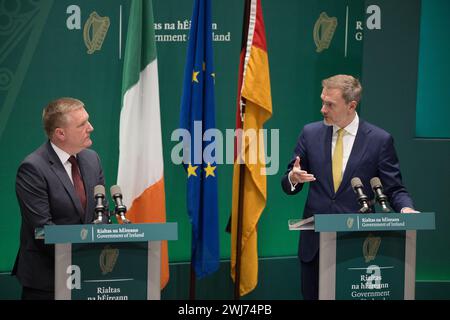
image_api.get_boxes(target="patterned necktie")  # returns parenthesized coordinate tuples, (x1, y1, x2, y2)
(332, 128, 345, 192)
(68, 156, 87, 217)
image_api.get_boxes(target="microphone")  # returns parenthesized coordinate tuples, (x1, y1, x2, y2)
(110, 185, 131, 224)
(370, 177, 391, 213)
(93, 185, 106, 224)
(351, 177, 370, 213)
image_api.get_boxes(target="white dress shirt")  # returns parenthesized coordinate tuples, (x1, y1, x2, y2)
(50, 142, 75, 184)
(331, 112, 359, 174)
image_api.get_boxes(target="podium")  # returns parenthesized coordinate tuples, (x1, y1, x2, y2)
(39, 223, 177, 300)
(289, 213, 435, 300)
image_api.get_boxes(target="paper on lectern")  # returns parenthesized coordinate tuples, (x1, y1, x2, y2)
(288, 216, 315, 230)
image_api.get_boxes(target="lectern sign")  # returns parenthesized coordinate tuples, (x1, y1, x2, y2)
(307, 213, 435, 300)
(43, 223, 178, 300)
(44, 223, 177, 244)
(335, 231, 405, 299)
(71, 242, 148, 300)
(314, 213, 435, 232)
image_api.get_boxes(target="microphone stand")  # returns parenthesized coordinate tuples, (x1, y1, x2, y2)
(92, 201, 131, 224)
(359, 203, 371, 214)
(93, 204, 111, 224)
(115, 206, 131, 224)
(370, 199, 391, 213)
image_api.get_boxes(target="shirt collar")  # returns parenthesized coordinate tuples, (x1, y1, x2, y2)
(50, 142, 73, 164)
(333, 112, 359, 136)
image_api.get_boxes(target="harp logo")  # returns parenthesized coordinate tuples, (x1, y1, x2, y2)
(313, 12, 337, 53)
(66, 5, 110, 55)
(362, 234, 381, 263)
(346, 217, 354, 229)
(84, 12, 110, 54)
(99, 245, 119, 275)
(80, 228, 88, 240)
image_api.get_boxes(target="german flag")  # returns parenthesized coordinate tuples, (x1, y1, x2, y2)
(231, 0, 272, 296)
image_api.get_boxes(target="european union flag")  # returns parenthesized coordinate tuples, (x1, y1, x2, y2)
(179, 0, 219, 278)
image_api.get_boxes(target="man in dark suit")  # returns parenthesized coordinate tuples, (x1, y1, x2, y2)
(281, 75, 417, 300)
(12, 97, 105, 300)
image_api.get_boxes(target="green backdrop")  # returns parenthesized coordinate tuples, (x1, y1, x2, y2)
(416, 0, 450, 138)
(0, 0, 448, 297)
(361, 0, 449, 281)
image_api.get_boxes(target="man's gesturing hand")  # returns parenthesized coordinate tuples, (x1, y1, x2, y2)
(289, 156, 316, 184)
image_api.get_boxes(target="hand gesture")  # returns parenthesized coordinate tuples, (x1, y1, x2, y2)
(290, 156, 316, 184)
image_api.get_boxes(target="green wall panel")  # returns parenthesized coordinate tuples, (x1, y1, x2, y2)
(416, 0, 450, 138)
(361, 0, 450, 281)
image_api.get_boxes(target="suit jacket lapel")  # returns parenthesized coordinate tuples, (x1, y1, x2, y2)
(338, 121, 371, 195)
(46, 142, 85, 218)
(323, 125, 334, 196)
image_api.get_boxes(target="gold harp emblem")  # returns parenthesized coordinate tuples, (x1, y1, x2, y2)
(313, 12, 337, 53)
(362, 234, 381, 263)
(83, 12, 110, 54)
(99, 245, 119, 275)
(80, 228, 88, 240)
(347, 217, 354, 229)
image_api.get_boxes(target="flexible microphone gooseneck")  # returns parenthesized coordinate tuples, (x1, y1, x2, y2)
(93, 185, 106, 224)
(351, 177, 370, 213)
(110, 185, 131, 224)
(370, 177, 391, 213)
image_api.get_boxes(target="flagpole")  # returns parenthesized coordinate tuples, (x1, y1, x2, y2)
(190, 237, 196, 299)
(234, 164, 246, 300)
(189, 265, 196, 299)
(234, 99, 246, 300)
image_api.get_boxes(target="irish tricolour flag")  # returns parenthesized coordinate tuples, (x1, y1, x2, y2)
(117, 0, 169, 289)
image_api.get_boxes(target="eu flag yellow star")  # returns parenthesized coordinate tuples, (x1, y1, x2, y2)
(204, 162, 216, 178)
(187, 163, 198, 177)
(192, 70, 199, 83)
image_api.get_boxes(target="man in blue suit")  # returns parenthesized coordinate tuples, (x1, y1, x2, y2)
(281, 75, 417, 300)
(12, 97, 105, 300)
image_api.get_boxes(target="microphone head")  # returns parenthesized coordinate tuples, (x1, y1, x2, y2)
(351, 177, 363, 190)
(94, 184, 105, 196)
(370, 177, 382, 189)
(110, 185, 122, 197)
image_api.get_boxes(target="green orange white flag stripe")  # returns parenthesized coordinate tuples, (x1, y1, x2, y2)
(117, 0, 169, 289)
